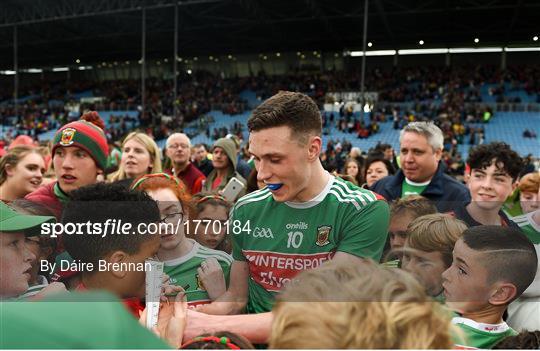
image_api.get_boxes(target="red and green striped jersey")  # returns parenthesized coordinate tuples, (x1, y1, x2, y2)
(231, 175, 390, 314)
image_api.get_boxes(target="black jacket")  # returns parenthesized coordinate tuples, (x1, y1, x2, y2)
(370, 163, 470, 213)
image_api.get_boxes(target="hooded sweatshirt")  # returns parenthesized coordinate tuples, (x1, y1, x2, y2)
(203, 138, 247, 199)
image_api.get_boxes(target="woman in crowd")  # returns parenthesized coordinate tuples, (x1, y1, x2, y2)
(109, 132, 162, 182)
(343, 157, 364, 186)
(364, 155, 395, 188)
(0, 145, 45, 202)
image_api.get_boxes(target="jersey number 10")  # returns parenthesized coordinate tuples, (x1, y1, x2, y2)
(287, 231, 304, 248)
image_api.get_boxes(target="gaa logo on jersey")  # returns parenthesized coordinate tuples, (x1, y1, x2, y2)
(316, 225, 331, 246)
(196, 274, 205, 291)
(60, 128, 76, 146)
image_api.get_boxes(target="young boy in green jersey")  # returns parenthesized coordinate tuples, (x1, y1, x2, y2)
(132, 173, 233, 307)
(442, 225, 537, 348)
(401, 213, 467, 300)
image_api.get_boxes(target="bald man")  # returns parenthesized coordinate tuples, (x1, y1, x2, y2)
(164, 133, 205, 195)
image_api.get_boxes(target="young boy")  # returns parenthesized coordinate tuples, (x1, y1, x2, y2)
(450, 142, 522, 227)
(384, 195, 437, 266)
(442, 225, 538, 348)
(0, 202, 55, 299)
(401, 213, 467, 300)
(61, 183, 180, 314)
(26, 111, 109, 219)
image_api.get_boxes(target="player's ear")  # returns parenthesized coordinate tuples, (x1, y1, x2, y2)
(307, 135, 322, 162)
(488, 283, 517, 306)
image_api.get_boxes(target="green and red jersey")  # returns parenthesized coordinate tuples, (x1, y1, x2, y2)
(231, 175, 390, 313)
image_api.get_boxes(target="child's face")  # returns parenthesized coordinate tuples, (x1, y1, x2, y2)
(519, 191, 539, 214)
(195, 204, 228, 250)
(468, 162, 516, 211)
(442, 238, 494, 313)
(388, 212, 413, 251)
(0, 232, 36, 298)
(53, 146, 100, 193)
(402, 243, 447, 297)
(146, 188, 186, 252)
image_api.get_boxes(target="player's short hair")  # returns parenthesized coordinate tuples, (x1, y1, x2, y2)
(462, 225, 537, 299)
(390, 195, 437, 219)
(400, 122, 444, 151)
(406, 213, 467, 267)
(62, 183, 160, 266)
(270, 260, 454, 349)
(247, 91, 322, 145)
(467, 142, 523, 181)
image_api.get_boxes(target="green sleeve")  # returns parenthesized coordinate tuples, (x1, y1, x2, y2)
(0, 292, 170, 349)
(337, 199, 390, 261)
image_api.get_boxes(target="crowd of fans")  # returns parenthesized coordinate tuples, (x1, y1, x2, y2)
(1, 90, 539, 349)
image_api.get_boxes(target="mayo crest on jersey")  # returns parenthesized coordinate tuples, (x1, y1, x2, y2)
(231, 174, 390, 313)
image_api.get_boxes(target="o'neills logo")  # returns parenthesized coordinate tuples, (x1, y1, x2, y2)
(316, 225, 331, 246)
(60, 128, 76, 146)
(285, 222, 308, 230)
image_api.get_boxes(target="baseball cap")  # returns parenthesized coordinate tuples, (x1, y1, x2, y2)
(0, 202, 55, 236)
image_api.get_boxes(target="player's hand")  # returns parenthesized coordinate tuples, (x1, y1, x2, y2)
(139, 292, 188, 349)
(197, 257, 226, 300)
(183, 308, 215, 341)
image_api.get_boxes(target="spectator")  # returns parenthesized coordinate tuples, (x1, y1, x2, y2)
(450, 142, 521, 227)
(443, 226, 537, 349)
(385, 195, 437, 266)
(164, 133, 205, 195)
(25, 111, 108, 219)
(191, 192, 232, 254)
(270, 260, 454, 349)
(371, 122, 470, 212)
(364, 155, 395, 189)
(109, 132, 162, 184)
(0, 202, 55, 299)
(402, 213, 467, 299)
(0, 146, 45, 202)
(202, 138, 247, 200)
(193, 143, 214, 177)
(132, 174, 231, 307)
(343, 157, 364, 186)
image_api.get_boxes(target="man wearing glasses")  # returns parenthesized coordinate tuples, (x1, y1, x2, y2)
(165, 133, 206, 195)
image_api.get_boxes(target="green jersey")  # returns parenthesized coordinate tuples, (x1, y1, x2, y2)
(452, 316, 517, 349)
(231, 175, 390, 314)
(163, 240, 233, 307)
(401, 178, 430, 197)
(0, 291, 169, 349)
(511, 211, 540, 244)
